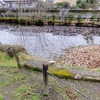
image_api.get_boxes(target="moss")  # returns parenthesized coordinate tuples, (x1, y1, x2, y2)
(49, 68, 75, 79)
(0, 43, 25, 53)
(0, 46, 33, 68)
(24, 64, 42, 72)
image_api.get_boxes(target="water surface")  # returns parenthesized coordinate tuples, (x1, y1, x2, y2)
(0, 27, 100, 60)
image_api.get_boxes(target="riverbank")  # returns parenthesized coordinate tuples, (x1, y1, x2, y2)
(0, 24, 99, 36)
(1, 43, 100, 77)
(1, 24, 100, 59)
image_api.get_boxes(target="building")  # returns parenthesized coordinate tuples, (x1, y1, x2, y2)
(46, 0, 54, 3)
(3, 0, 37, 9)
(99, 1, 100, 10)
(0, 2, 3, 8)
(54, 0, 76, 6)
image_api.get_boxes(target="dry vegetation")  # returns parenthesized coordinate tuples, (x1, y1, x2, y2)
(59, 45, 100, 69)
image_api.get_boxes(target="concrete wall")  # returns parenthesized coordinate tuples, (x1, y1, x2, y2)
(68, 10, 100, 18)
(9, 10, 100, 19)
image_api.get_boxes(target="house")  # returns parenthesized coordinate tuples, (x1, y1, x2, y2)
(0, 1, 6, 8)
(0, 2, 3, 8)
(46, 0, 54, 3)
(3, 0, 37, 9)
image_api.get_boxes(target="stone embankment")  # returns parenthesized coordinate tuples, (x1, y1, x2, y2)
(0, 25, 100, 37)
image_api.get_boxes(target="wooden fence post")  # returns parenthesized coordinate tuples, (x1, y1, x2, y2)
(43, 64, 49, 96)
(13, 49, 21, 68)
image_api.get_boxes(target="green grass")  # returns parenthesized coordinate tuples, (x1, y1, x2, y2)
(31, 94, 41, 100)
(0, 52, 17, 67)
(55, 63, 92, 71)
(13, 73, 26, 81)
(0, 80, 3, 88)
(0, 51, 35, 68)
(13, 84, 36, 100)
(0, 94, 3, 100)
(0, 71, 3, 75)
(5, 56, 13, 61)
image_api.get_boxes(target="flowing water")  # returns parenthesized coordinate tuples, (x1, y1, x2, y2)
(0, 25, 100, 60)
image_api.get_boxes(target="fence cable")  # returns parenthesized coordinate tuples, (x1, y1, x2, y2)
(47, 71, 91, 100)
(23, 59, 91, 100)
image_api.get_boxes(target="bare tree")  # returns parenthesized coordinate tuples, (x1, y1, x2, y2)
(18, 0, 52, 20)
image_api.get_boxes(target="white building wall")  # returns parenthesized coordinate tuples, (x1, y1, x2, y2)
(3, 0, 37, 9)
(0, 4, 2, 8)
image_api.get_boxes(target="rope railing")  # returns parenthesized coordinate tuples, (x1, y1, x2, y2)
(43, 64, 91, 100)
(47, 71, 91, 100)
(14, 50, 91, 100)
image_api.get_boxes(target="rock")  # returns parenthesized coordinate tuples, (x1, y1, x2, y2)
(74, 74, 82, 79)
(49, 61, 55, 66)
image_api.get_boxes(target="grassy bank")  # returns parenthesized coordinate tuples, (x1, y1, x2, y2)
(0, 48, 78, 100)
(1, 43, 100, 99)
(0, 50, 100, 100)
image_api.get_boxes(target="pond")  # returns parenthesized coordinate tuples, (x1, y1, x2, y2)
(0, 25, 100, 60)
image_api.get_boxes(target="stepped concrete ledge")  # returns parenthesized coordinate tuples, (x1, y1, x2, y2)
(69, 69, 100, 82)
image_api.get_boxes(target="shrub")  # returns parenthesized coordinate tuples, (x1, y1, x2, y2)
(97, 17, 100, 22)
(48, 20, 54, 26)
(67, 14, 74, 23)
(52, 14, 56, 21)
(76, 22, 84, 26)
(6, 47, 14, 57)
(77, 15, 82, 23)
(34, 20, 44, 26)
(43, 14, 47, 20)
(90, 15, 96, 22)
